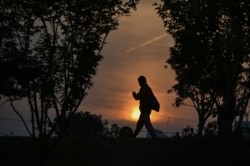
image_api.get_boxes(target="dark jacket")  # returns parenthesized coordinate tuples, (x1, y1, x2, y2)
(133, 84, 152, 112)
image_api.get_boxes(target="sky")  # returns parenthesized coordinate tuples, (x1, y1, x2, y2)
(83, 0, 199, 137)
(0, 0, 199, 137)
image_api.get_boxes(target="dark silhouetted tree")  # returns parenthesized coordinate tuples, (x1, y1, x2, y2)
(58, 111, 106, 137)
(156, 0, 250, 137)
(182, 125, 195, 137)
(0, 0, 139, 165)
(204, 121, 218, 137)
(110, 123, 120, 137)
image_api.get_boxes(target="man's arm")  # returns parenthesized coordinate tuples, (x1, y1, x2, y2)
(132, 91, 140, 100)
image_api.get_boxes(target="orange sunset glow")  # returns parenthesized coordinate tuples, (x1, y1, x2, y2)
(83, 0, 199, 136)
(131, 106, 140, 120)
(130, 107, 161, 123)
(0, 0, 198, 136)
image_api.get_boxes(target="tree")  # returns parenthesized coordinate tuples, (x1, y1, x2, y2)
(168, 82, 218, 136)
(182, 125, 195, 137)
(156, 0, 250, 137)
(0, 0, 139, 165)
(110, 123, 120, 137)
(204, 121, 218, 137)
(58, 111, 107, 137)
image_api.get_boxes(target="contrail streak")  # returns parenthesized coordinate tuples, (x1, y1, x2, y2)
(139, 34, 167, 47)
(115, 34, 168, 56)
(125, 47, 136, 53)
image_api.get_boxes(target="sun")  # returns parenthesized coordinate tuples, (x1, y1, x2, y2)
(131, 108, 140, 120)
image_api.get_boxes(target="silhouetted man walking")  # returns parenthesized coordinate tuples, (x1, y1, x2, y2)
(132, 75, 156, 138)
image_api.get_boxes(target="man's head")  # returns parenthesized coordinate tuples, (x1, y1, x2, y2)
(138, 75, 147, 86)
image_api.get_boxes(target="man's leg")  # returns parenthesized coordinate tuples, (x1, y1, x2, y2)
(133, 114, 144, 137)
(144, 113, 156, 138)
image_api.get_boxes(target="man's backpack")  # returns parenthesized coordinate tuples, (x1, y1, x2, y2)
(149, 92, 160, 112)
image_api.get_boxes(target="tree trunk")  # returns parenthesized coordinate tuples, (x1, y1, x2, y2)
(197, 116, 206, 137)
(217, 93, 236, 138)
(217, 111, 234, 137)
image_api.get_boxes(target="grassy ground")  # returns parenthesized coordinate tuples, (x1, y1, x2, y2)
(0, 136, 250, 166)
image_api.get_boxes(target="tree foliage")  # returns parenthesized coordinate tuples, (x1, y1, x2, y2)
(60, 111, 106, 137)
(0, 0, 139, 164)
(156, 0, 250, 136)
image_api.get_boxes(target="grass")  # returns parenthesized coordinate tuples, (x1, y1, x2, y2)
(0, 136, 250, 166)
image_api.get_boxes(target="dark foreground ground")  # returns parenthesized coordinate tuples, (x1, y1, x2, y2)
(0, 136, 250, 166)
